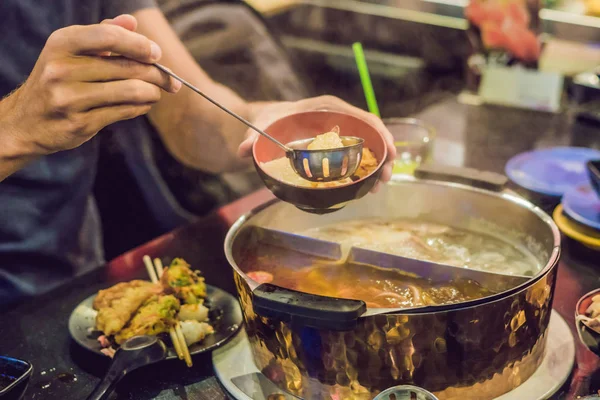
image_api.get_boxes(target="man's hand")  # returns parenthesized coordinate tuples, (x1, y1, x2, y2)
(1, 14, 180, 159)
(238, 96, 396, 192)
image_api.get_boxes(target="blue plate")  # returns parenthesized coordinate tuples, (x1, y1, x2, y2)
(505, 147, 600, 197)
(563, 184, 600, 231)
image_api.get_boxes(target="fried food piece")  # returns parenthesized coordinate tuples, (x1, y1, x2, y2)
(95, 284, 159, 336)
(114, 295, 180, 344)
(179, 320, 214, 346)
(161, 258, 207, 305)
(587, 296, 600, 318)
(178, 303, 209, 322)
(93, 280, 155, 310)
(354, 148, 378, 179)
(307, 126, 343, 150)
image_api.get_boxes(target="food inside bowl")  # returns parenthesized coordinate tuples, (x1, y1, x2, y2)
(577, 292, 600, 334)
(93, 258, 214, 358)
(307, 126, 345, 150)
(260, 126, 379, 188)
(244, 219, 540, 308)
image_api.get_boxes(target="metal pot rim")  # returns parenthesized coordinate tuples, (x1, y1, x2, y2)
(224, 177, 561, 314)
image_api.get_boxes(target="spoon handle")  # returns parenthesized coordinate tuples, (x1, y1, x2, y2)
(153, 63, 289, 152)
(85, 358, 123, 400)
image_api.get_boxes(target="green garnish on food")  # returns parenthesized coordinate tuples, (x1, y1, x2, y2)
(160, 258, 207, 304)
(115, 295, 180, 344)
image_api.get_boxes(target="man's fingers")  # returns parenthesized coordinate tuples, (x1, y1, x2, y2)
(369, 159, 393, 193)
(47, 23, 161, 64)
(102, 14, 138, 32)
(98, 14, 137, 56)
(94, 21, 113, 58)
(371, 181, 382, 194)
(85, 103, 153, 132)
(380, 159, 394, 183)
(63, 80, 162, 112)
(237, 130, 258, 158)
(65, 56, 180, 93)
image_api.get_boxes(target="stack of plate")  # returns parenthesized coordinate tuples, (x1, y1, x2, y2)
(506, 147, 600, 251)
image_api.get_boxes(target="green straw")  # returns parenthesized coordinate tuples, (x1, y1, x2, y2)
(352, 42, 380, 118)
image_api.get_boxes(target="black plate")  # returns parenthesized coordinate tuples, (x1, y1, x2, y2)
(68, 284, 243, 358)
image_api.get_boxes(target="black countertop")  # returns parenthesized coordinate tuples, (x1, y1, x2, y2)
(1, 98, 600, 400)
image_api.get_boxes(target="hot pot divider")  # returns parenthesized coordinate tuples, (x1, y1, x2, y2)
(348, 247, 528, 292)
(251, 225, 342, 260)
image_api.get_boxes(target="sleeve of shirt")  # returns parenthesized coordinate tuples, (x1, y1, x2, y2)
(102, 0, 158, 19)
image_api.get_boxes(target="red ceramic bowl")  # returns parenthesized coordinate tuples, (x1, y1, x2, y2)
(252, 111, 387, 213)
(576, 288, 600, 317)
(575, 288, 600, 356)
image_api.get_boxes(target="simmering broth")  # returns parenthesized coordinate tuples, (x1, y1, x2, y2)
(302, 219, 540, 277)
(242, 219, 539, 309)
(264, 261, 494, 308)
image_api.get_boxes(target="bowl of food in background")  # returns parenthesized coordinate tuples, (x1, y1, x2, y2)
(575, 288, 600, 356)
(252, 110, 387, 213)
(384, 118, 435, 176)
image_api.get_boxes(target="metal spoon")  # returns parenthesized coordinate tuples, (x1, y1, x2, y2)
(154, 63, 364, 182)
(86, 335, 167, 400)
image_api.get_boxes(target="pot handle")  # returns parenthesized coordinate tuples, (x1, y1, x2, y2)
(414, 164, 507, 192)
(252, 283, 366, 331)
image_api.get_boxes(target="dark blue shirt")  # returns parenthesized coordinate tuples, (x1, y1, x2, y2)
(0, 0, 156, 307)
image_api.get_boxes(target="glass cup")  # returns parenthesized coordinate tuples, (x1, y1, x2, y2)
(384, 118, 435, 176)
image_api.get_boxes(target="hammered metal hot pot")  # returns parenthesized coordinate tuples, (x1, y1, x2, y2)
(224, 170, 561, 400)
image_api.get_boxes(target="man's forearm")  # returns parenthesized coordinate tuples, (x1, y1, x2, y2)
(174, 96, 273, 173)
(135, 8, 276, 174)
(0, 147, 32, 183)
(147, 80, 272, 173)
(0, 96, 37, 182)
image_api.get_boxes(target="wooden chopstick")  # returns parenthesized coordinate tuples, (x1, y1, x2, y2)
(143, 255, 184, 360)
(169, 328, 184, 360)
(145, 255, 191, 366)
(143, 255, 158, 284)
(175, 323, 193, 367)
(144, 255, 185, 359)
(154, 258, 164, 278)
